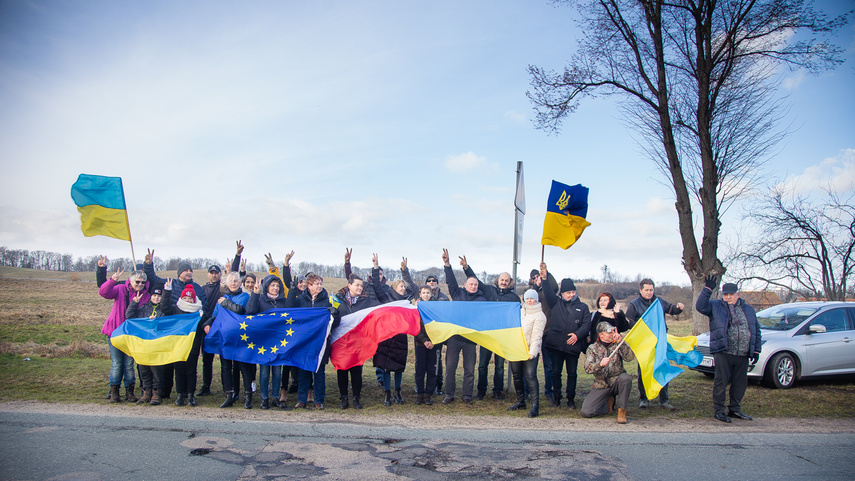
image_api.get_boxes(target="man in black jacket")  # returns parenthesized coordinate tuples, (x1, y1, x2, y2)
(625, 278, 684, 410)
(538, 262, 591, 409)
(461, 258, 520, 401)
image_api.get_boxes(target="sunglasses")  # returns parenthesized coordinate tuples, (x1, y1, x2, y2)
(133, 280, 145, 285)
(426, 278, 438, 283)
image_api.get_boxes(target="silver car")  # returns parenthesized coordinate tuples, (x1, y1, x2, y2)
(691, 301, 855, 388)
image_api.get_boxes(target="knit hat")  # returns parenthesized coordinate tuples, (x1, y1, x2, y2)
(524, 289, 539, 302)
(722, 283, 738, 294)
(177, 261, 193, 277)
(596, 321, 615, 334)
(560, 278, 576, 293)
(180, 285, 197, 302)
(530, 269, 540, 279)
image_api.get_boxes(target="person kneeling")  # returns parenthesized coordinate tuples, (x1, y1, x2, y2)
(580, 322, 634, 424)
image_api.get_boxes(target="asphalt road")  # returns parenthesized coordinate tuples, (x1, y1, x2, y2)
(1, 410, 853, 480)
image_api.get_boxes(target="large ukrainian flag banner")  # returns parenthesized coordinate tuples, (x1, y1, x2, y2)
(70, 174, 131, 241)
(623, 299, 703, 399)
(110, 312, 202, 366)
(418, 302, 529, 361)
(541, 180, 591, 249)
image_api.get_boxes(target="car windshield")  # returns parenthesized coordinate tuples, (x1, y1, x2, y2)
(756, 305, 819, 330)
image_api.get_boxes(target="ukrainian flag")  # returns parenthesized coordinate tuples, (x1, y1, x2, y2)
(110, 312, 202, 366)
(623, 299, 702, 400)
(418, 302, 529, 361)
(70, 174, 131, 241)
(541, 180, 591, 249)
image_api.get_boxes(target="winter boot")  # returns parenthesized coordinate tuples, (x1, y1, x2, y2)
(261, 398, 270, 410)
(425, 394, 433, 406)
(187, 393, 196, 407)
(508, 401, 526, 411)
(125, 384, 138, 403)
(137, 389, 152, 405)
(384, 390, 393, 406)
(220, 391, 235, 408)
(244, 392, 252, 409)
(340, 395, 349, 409)
(415, 393, 425, 405)
(617, 408, 628, 424)
(109, 385, 121, 403)
(607, 396, 615, 414)
(353, 396, 363, 409)
(196, 385, 212, 396)
(528, 399, 540, 418)
(150, 391, 162, 406)
(394, 389, 405, 404)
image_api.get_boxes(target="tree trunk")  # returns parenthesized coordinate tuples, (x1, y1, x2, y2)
(690, 277, 709, 335)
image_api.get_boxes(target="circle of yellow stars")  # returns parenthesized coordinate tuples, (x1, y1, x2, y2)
(241, 311, 296, 355)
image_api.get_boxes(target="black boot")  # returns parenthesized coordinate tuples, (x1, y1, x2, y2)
(508, 401, 526, 411)
(244, 392, 252, 409)
(415, 393, 424, 405)
(187, 394, 196, 407)
(394, 389, 405, 404)
(384, 390, 392, 406)
(220, 391, 235, 408)
(529, 399, 540, 418)
(340, 395, 349, 409)
(353, 396, 363, 409)
(174, 393, 187, 406)
(196, 385, 212, 396)
(425, 394, 433, 406)
(261, 398, 270, 410)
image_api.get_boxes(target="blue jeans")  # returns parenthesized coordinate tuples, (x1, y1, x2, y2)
(258, 365, 282, 400)
(108, 337, 135, 387)
(299, 367, 326, 404)
(382, 370, 403, 390)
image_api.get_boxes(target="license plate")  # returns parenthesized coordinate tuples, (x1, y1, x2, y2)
(701, 356, 714, 367)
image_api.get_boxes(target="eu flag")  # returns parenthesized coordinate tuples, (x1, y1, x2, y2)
(205, 307, 333, 373)
(541, 180, 591, 249)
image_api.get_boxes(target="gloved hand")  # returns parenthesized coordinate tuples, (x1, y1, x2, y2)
(750, 353, 759, 363)
(704, 275, 718, 291)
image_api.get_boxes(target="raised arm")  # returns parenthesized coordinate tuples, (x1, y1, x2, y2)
(400, 257, 419, 295)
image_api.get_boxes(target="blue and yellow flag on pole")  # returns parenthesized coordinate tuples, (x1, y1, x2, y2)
(205, 307, 333, 372)
(623, 299, 702, 399)
(70, 174, 131, 241)
(110, 312, 202, 366)
(541, 180, 591, 249)
(418, 302, 529, 361)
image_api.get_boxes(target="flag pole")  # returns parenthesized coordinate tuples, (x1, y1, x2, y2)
(541, 245, 545, 262)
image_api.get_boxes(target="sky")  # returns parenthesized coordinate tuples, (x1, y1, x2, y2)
(1, 0, 853, 285)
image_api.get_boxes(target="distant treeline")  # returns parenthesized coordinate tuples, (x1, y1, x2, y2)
(0, 246, 495, 286)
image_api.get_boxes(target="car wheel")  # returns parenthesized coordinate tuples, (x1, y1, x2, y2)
(765, 352, 797, 389)
(702, 372, 714, 378)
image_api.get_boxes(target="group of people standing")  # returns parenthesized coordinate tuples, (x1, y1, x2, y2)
(97, 242, 760, 423)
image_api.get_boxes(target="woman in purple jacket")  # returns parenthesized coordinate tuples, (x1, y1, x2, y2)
(99, 262, 151, 403)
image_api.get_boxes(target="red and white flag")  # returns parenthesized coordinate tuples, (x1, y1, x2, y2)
(330, 300, 421, 370)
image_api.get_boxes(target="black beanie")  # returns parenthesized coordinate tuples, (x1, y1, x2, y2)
(560, 278, 576, 293)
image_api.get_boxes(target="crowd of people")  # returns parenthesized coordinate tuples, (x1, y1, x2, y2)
(97, 242, 760, 423)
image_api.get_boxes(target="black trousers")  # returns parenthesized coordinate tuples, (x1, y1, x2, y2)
(174, 324, 204, 395)
(414, 343, 438, 395)
(713, 352, 749, 415)
(549, 348, 580, 401)
(337, 365, 363, 398)
(221, 359, 254, 393)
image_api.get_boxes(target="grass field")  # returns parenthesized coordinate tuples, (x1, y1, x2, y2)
(1, 265, 854, 419)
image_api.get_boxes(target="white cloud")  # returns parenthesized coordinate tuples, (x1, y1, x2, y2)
(783, 70, 806, 90)
(443, 152, 497, 173)
(775, 149, 855, 194)
(504, 110, 526, 123)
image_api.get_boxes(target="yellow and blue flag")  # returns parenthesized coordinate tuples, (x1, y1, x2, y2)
(623, 299, 702, 399)
(541, 180, 591, 249)
(110, 312, 202, 366)
(205, 307, 333, 372)
(70, 174, 131, 241)
(418, 302, 529, 361)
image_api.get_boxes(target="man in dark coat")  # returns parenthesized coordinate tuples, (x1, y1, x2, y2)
(462, 258, 520, 401)
(625, 277, 684, 410)
(538, 262, 591, 409)
(696, 277, 761, 423)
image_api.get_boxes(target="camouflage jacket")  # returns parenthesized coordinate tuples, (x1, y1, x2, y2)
(583, 340, 635, 389)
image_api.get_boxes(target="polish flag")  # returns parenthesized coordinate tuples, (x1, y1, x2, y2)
(330, 300, 421, 370)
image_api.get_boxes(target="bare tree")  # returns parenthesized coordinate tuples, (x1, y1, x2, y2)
(527, 0, 847, 333)
(731, 187, 855, 301)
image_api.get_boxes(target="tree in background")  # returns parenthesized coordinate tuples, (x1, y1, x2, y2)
(527, 0, 847, 333)
(732, 187, 854, 301)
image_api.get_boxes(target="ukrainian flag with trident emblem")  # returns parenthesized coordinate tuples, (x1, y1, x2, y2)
(542, 180, 591, 249)
(204, 307, 333, 372)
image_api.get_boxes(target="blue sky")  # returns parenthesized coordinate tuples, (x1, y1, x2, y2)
(1, 0, 853, 284)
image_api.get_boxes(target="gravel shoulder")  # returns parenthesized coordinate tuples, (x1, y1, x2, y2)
(2, 400, 853, 434)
